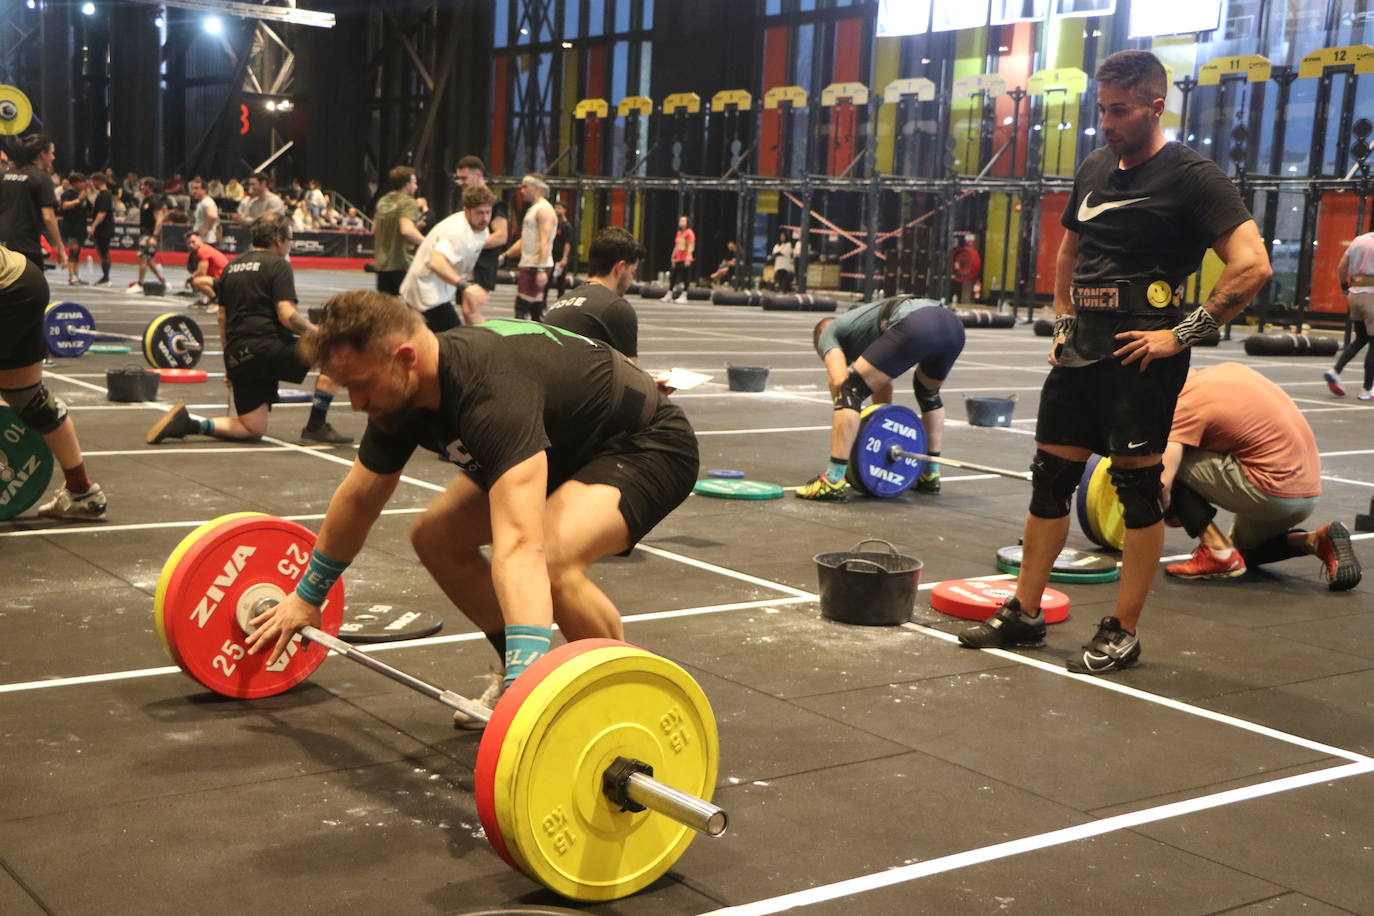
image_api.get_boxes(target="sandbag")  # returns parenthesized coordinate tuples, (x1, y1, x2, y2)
(686, 287, 713, 301)
(956, 309, 1016, 328)
(761, 293, 838, 312)
(1243, 332, 1339, 356)
(712, 290, 765, 306)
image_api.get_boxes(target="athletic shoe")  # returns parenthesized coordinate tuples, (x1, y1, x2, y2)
(1360, 389, 1373, 401)
(36, 482, 107, 521)
(1066, 616, 1140, 674)
(795, 474, 850, 501)
(675, 294, 688, 303)
(957, 596, 1046, 649)
(1324, 371, 1346, 397)
(124, 283, 143, 295)
(452, 671, 504, 730)
(67, 277, 88, 286)
(147, 404, 196, 444)
(93, 278, 111, 287)
(660, 291, 675, 302)
(914, 470, 941, 493)
(1314, 521, 1362, 592)
(1165, 545, 1247, 580)
(300, 422, 354, 445)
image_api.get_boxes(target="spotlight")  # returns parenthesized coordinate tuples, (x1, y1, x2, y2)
(81, 2, 95, 14)
(1084, 127, 1097, 136)
(26, 0, 36, 9)
(1002, 116, 1013, 125)
(154, 15, 163, 27)
(265, 100, 277, 111)
(204, 15, 222, 34)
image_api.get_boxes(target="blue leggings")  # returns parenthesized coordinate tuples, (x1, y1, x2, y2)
(859, 307, 966, 381)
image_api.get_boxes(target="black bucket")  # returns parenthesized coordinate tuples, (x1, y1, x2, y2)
(814, 538, 922, 626)
(726, 364, 769, 392)
(965, 394, 1016, 427)
(106, 366, 160, 402)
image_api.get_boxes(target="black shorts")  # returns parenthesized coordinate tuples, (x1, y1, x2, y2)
(860, 306, 966, 380)
(62, 234, 84, 250)
(139, 237, 159, 260)
(0, 260, 50, 370)
(375, 269, 404, 296)
(1035, 351, 1191, 457)
(422, 302, 461, 333)
(225, 336, 310, 415)
(568, 400, 699, 554)
(471, 258, 497, 293)
(93, 234, 112, 256)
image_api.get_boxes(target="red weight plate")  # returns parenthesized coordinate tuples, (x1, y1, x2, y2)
(930, 577, 1069, 625)
(474, 638, 631, 876)
(161, 515, 345, 698)
(159, 368, 209, 383)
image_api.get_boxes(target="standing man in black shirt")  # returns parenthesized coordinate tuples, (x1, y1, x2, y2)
(548, 200, 573, 301)
(58, 171, 90, 285)
(455, 155, 508, 293)
(545, 226, 643, 360)
(146, 213, 352, 446)
(87, 173, 115, 286)
(0, 133, 68, 274)
(130, 177, 168, 294)
(958, 51, 1272, 673)
(242, 290, 699, 726)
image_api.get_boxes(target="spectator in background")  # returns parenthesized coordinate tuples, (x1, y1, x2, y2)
(454, 155, 508, 292)
(190, 178, 220, 245)
(372, 165, 426, 297)
(225, 177, 245, 202)
(305, 180, 326, 224)
(709, 240, 739, 287)
(111, 186, 128, 218)
(238, 173, 286, 222)
(130, 176, 168, 294)
(122, 171, 140, 199)
(771, 230, 796, 293)
(286, 179, 305, 209)
(665, 215, 694, 302)
(88, 173, 116, 286)
(341, 207, 365, 231)
(183, 229, 229, 309)
(550, 199, 573, 301)
(58, 171, 90, 285)
(291, 202, 312, 233)
(318, 202, 341, 229)
(207, 177, 225, 198)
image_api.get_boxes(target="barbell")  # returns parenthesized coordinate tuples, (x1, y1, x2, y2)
(44, 301, 204, 369)
(844, 403, 1126, 550)
(154, 512, 726, 902)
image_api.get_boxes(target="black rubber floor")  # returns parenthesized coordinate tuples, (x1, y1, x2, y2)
(2, 266, 1372, 915)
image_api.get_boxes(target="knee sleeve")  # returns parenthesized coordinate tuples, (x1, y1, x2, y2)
(2, 383, 68, 435)
(1028, 449, 1086, 519)
(913, 377, 943, 413)
(1108, 462, 1165, 529)
(1165, 481, 1216, 539)
(833, 368, 872, 412)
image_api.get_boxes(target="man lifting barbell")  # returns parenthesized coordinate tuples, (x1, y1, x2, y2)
(957, 50, 1273, 673)
(796, 295, 965, 500)
(146, 212, 352, 446)
(0, 241, 108, 520)
(241, 289, 699, 726)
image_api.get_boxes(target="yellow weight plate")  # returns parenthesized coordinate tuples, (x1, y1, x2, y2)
(1087, 458, 1126, 551)
(153, 512, 268, 664)
(492, 645, 719, 901)
(0, 85, 33, 136)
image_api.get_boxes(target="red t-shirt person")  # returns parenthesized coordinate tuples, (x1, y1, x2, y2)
(194, 242, 229, 279)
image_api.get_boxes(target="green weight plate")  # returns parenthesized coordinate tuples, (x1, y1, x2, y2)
(89, 343, 132, 354)
(692, 478, 784, 500)
(0, 405, 56, 521)
(995, 545, 1121, 583)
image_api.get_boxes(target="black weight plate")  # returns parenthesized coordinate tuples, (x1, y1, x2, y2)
(143, 313, 204, 369)
(337, 605, 445, 644)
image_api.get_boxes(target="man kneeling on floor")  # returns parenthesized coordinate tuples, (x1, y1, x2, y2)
(797, 296, 965, 500)
(146, 212, 352, 446)
(242, 290, 700, 727)
(1161, 361, 1361, 591)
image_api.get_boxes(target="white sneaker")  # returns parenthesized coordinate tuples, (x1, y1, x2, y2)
(675, 294, 688, 303)
(452, 670, 504, 730)
(124, 283, 143, 295)
(37, 482, 108, 521)
(1360, 388, 1373, 401)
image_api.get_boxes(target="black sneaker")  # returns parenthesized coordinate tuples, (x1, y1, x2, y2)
(300, 422, 354, 445)
(1066, 616, 1140, 674)
(146, 404, 197, 444)
(958, 596, 1046, 648)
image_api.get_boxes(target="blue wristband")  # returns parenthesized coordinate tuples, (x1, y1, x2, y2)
(295, 549, 350, 606)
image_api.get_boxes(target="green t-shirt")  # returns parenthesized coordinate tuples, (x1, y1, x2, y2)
(818, 296, 940, 363)
(372, 191, 422, 271)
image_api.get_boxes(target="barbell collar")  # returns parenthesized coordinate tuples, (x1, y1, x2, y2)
(888, 445, 1032, 482)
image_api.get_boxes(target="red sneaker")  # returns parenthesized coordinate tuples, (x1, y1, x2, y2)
(1314, 522, 1362, 592)
(1166, 545, 1247, 580)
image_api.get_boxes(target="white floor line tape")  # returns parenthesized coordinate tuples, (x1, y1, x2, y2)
(0, 507, 425, 539)
(698, 760, 1374, 916)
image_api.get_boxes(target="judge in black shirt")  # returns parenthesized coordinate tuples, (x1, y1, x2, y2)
(958, 50, 1272, 674)
(88, 173, 115, 286)
(146, 212, 352, 446)
(58, 171, 89, 285)
(545, 226, 643, 360)
(0, 133, 68, 273)
(242, 290, 699, 725)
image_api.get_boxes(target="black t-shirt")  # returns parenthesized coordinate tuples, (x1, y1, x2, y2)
(545, 282, 639, 358)
(60, 189, 89, 238)
(475, 199, 509, 275)
(91, 190, 115, 237)
(139, 194, 167, 236)
(219, 250, 297, 345)
(1060, 142, 1253, 364)
(551, 219, 572, 262)
(358, 319, 662, 489)
(1062, 142, 1252, 284)
(0, 165, 59, 258)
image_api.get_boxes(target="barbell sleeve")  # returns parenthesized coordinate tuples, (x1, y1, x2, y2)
(298, 622, 729, 837)
(67, 326, 202, 352)
(888, 445, 1032, 482)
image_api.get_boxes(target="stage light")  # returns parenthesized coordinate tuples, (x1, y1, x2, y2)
(204, 15, 222, 34)
(81, 2, 95, 14)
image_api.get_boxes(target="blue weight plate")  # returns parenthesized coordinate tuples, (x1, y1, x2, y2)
(43, 301, 94, 359)
(850, 403, 926, 499)
(706, 469, 746, 479)
(1075, 454, 1099, 544)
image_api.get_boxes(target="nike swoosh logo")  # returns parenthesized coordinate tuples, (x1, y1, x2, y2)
(1077, 192, 1150, 222)
(1127, 440, 1148, 449)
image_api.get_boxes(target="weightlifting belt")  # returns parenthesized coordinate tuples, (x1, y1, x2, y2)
(1071, 279, 1185, 314)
